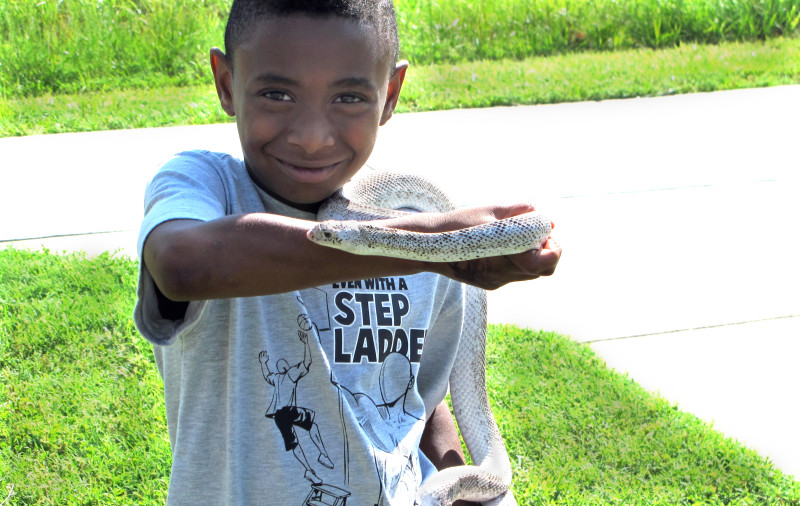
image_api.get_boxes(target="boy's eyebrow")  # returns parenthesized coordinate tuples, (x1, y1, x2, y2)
(253, 73, 378, 91)
(332, 77, 379, 91)
(254, 72, 298, 86)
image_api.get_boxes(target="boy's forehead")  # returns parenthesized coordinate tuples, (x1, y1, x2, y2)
(235, 15, 392, 80)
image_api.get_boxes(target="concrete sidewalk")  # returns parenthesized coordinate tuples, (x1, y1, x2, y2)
(2, 85, 798, 479)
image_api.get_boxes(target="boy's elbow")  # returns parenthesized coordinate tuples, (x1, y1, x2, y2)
(143, 221, 211, 301)
(151, 254, 206, 302)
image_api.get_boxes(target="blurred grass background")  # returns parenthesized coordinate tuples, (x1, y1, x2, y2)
(2, 0, 798, 97)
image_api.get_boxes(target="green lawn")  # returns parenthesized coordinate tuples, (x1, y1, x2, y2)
(2, 0, 798, 97)
(2, 248, 798, 504)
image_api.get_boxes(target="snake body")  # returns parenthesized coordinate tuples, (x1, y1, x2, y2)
(308, 213, 550, 263)
(310, 172, 551, 506)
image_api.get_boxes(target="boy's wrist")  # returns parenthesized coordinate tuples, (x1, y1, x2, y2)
(419, 260, 452, 278)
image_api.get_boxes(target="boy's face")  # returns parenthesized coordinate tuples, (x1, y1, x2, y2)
(212, 15, 406, 205)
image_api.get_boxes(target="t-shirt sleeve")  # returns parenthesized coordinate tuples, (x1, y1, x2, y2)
(137, 150, 228, 255)
(133, 151, 230, 346)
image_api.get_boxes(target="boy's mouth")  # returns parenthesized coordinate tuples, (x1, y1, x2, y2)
(275, 157, 342, 184)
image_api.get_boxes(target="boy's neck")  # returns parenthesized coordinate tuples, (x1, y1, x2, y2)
(246, 162, 322, 214)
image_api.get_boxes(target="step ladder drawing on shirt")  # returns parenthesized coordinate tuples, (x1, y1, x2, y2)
(303, 483, 350, 506)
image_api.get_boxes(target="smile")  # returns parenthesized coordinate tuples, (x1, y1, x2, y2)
(275, 157, 342, 183)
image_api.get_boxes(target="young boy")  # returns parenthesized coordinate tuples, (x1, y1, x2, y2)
(134, 1, 560, 504)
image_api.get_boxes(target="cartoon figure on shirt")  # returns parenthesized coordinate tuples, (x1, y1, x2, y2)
(332, 352, 423, 505)
(259, 329, 334, 486)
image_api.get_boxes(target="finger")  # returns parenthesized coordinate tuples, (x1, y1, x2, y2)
(536, 239, 562, 275)
(490, 202, 538, 220)
(505, 238, 560, 275)
(506, 201, 537, 215)
(543, 237, 561, 255)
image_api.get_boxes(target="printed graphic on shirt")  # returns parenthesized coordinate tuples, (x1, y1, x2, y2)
(258, 278, 429, 505)
(328, 277, 426, 366)
(331, 351, 422, 505)
(258, 326, 334, 487)
(324, 277, 427, 505)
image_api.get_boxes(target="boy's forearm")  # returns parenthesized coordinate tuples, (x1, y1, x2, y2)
(420, 401, 468, 469)
(420, 401, 481, 506)
(143, 213, 430, 301)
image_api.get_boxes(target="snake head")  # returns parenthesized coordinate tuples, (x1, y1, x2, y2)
(307, 220, 379, 257)
(308, 221, 341, 245)
(307, 220, 358, 248)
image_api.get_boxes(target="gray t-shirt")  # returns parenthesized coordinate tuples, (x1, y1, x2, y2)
(134, 150, 465, 505)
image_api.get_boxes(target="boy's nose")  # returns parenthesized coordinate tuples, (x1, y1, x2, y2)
(286, 109, 336, 154)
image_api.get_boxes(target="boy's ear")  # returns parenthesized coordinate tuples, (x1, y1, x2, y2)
(380, 60, 409, 126)
(210, 48, 236, 117)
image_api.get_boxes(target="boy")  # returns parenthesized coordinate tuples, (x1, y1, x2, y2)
(134, 1, 561, 504)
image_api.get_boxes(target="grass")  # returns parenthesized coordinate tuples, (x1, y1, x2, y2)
(2, 36, 798, 137)
(0, 249, 170, 504)
(0, 85, 230, 137)
(401, 36, 800, 110)
(395, 0, 800, 62)
(0, 0, 229, 97)
(2, 0, 799, 98)
(2, 248, 799, 504)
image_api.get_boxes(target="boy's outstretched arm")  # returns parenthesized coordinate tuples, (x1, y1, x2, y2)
(143, 202, 561, 301)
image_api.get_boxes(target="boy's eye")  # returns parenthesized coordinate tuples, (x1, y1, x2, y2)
(261, 90, 292, 102)
(334, 94, 365, 104)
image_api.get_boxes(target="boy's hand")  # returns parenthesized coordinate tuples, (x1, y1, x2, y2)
(443, 237, 560, 290)
(399, 203, 561, 290)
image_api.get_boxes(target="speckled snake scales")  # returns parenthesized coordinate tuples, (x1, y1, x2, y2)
(309, 171, 551, 506)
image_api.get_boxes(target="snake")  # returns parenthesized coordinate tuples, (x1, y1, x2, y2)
(308, 171, 551, 506)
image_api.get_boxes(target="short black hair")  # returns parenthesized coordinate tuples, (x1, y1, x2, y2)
(224, 0, 399, 75)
